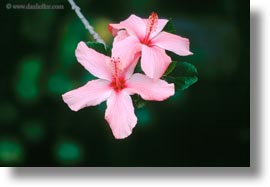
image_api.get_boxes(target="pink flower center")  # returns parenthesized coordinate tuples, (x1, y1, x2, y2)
(142, 12, 158, 46)
(110, 57, 126, 92)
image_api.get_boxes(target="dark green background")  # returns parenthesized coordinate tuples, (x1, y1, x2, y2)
(0, 0, 249, 166)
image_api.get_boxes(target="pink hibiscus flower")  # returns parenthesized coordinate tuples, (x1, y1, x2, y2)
(62, 41, 175, 139)
(109, 12, 193, 79)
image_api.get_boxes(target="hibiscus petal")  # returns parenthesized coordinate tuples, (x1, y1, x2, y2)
(141, 45, 171, 79)
(112, 36, 141, 79)
(126, 73, 175, 101)
(120, 14, 146, 40)
(108, 23, 123, 36)
(105, 91, 137, 139)
(151, 31, 193, 56)
(75, 42, 112, 80)
(62, 79, 112, 112)
(124, 54, 140, 80)
(113, 30, 130, 43)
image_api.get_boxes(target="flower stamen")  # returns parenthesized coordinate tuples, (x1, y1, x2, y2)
(111, 57, 121, 78)
(143, 12, 158, 45)
(110, 57, 126, 92)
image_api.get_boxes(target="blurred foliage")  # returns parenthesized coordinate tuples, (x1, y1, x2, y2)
(20, 11, 56, 45)
(0, 0, 249, 166)
(136, 107, 151, 126)
(92, 17, 113, 44)
(59, 17, 88, 69)
(163, 19, 177, 34)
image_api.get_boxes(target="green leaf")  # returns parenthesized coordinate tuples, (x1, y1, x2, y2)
(132, 94, 147, 109)
(105, 45, 112, 56)
(86, 42, 107, 55)
(134, 61, 143, 74)
(163, 62, 198, 91)
(86, 42, 112, 56)
(162, 19, 176, 34)
(163, 61, 177, 76)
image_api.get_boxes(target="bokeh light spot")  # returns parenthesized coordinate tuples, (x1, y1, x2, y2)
(55, 140, 82, 165)
(0, 139, 24, 165)
(0, 102, 17, 125)
(48, 73, 73, 95)
(21, 121, 45, 143)
(15, 57, 42, 103)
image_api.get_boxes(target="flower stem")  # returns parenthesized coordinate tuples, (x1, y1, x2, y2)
(67, 0, 105, 46)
